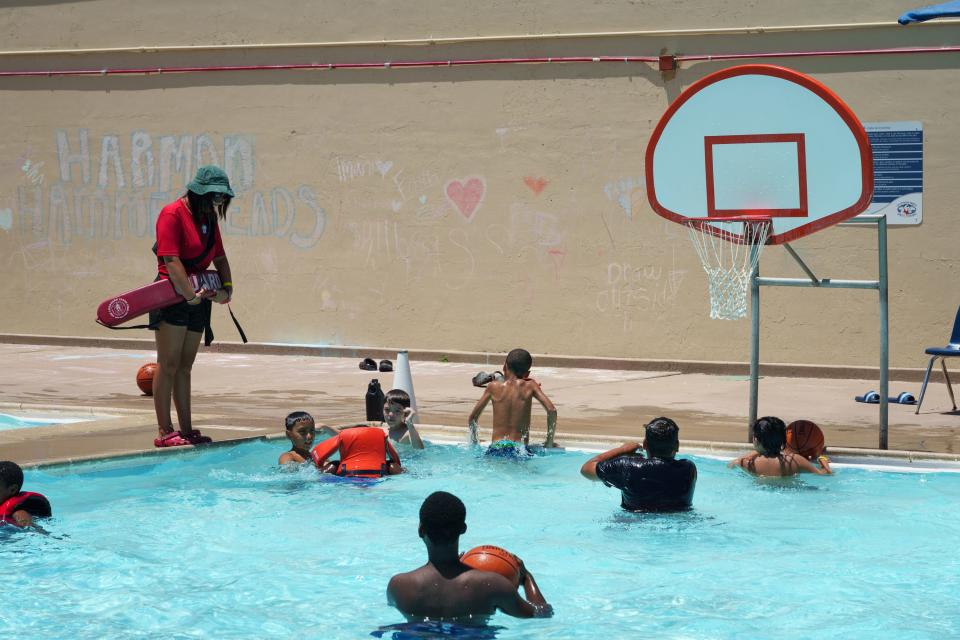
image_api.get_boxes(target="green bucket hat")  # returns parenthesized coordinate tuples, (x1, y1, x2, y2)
(187, 165, 235, 197)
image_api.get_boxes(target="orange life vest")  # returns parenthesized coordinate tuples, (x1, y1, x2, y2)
(310, 427, 401, 478)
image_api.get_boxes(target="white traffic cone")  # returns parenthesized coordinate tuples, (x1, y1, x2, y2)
(393, 350, 418, 420)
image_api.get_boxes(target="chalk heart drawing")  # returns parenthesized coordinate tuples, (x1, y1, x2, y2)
(0, 208, 12, 231)
(376, 160, 393, 177)
(391, 200, 403, 213)
(523, 176, 549, 195)
(445, 177, 486, 222)
(419, 195, 428, 204)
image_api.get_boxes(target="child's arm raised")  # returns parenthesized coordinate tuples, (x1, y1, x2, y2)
(580, 442, 640, 480)
(467, 387, 492, 445)
(403, 408, 425, 449)
(532, 385, 558, 447)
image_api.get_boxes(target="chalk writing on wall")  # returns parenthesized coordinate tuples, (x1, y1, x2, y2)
(342, 217, 476, 290)
(21, 159, 45, 186)
(595, 246, 688, 331)
(11, 130, 327, 249)
(332, 156, 394, 183)
(0, 207, 12, 231)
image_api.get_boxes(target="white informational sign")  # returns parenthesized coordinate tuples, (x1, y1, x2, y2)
(863, 121, 923, 225)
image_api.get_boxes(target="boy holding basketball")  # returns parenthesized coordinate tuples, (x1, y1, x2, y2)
(387, 491, 553, 621)
(728, 416, 832, 477)
(467, 348, 558, 451)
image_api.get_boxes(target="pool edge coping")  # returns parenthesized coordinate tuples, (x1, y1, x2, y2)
(0, 401, 153, 416)
(18, 421, 960, 471)
(0, 332, 948, 382)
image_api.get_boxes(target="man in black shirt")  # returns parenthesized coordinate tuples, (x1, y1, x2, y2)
(580, 417, 696, 512)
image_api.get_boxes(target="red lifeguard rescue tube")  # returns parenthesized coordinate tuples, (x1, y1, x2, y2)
(96, 271, 221, 327)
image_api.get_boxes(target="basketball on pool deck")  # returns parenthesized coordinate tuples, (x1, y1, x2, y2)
(461, 545, 522, 586)
(786, 420, 825, 460)
(136, 363, 157, 395)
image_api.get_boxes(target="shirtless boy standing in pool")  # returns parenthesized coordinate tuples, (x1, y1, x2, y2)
(467, 348, 558, 450)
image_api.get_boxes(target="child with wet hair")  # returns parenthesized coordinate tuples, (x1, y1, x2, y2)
(468, 348, 558, 451)
(0, 460, 52, 529)
(383, 389, 424, 449)
(278, 411, 338, 468)
(728, 416, 831, 477)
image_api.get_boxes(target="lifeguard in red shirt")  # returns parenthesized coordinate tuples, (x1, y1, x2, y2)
(311, 427, 404, 478)
(151, 165, 236, 448)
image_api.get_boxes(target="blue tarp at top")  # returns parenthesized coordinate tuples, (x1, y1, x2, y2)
(899, 1, 960, 24)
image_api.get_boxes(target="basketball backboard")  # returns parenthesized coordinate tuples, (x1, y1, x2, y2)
(645, 65, 873, 244)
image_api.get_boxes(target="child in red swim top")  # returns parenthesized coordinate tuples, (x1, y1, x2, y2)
(311, 426, 403, 478)
(0, 461, 51, 529)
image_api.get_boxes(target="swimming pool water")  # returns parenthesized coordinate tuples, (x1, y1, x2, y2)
(0, 412, 92, 431)
(3, 441, 960, 639)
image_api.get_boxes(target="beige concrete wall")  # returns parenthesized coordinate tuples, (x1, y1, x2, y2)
(0, 1, 957, 367)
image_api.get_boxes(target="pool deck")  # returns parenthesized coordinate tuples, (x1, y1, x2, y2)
(1, 340, 959, 466)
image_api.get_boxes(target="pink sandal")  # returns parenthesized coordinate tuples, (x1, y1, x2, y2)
(154, 431, 193, 447)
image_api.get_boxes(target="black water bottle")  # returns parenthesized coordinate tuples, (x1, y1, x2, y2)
(366, 378, 385, 421)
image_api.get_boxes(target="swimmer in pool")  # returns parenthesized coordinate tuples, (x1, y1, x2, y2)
(383, 389, 424, 449)
(278, 411, 338, 470)
(0, 460, 52, 529)
(387, 491, 553, 622)
(728, 416, 832, 477)
(467, 348, 558, 452)
(580, 417, 697, 512)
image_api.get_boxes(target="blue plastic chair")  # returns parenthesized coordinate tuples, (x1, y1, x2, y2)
(916, 305, 960, 414)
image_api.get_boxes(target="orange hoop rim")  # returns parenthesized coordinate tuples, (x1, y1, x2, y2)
(682, 215, 773, 245)
(681, 215, 773, 224)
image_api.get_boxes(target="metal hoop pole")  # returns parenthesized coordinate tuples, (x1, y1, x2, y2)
(750, 214, 890, 449)
(878, 215, 889, 449)
(749, 244, 761, 442)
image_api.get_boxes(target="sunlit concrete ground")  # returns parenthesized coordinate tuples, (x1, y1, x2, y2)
(2, 342, 959, 465)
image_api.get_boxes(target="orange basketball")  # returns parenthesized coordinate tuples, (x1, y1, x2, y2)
(786, 419, 825, 460)
(461, 545, 522, 586)
(136, 363, 157, 396)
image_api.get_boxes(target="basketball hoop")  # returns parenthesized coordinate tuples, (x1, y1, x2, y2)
(682, 215, 772, 320)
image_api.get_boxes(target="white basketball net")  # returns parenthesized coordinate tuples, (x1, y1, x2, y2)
(683, 217, 771, 320)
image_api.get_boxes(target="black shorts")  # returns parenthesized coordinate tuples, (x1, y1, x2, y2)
(149, 298, 211, 333)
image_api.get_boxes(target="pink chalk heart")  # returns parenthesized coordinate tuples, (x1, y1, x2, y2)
(523, 176, 548, 195)
(445, 177, 486, 222)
